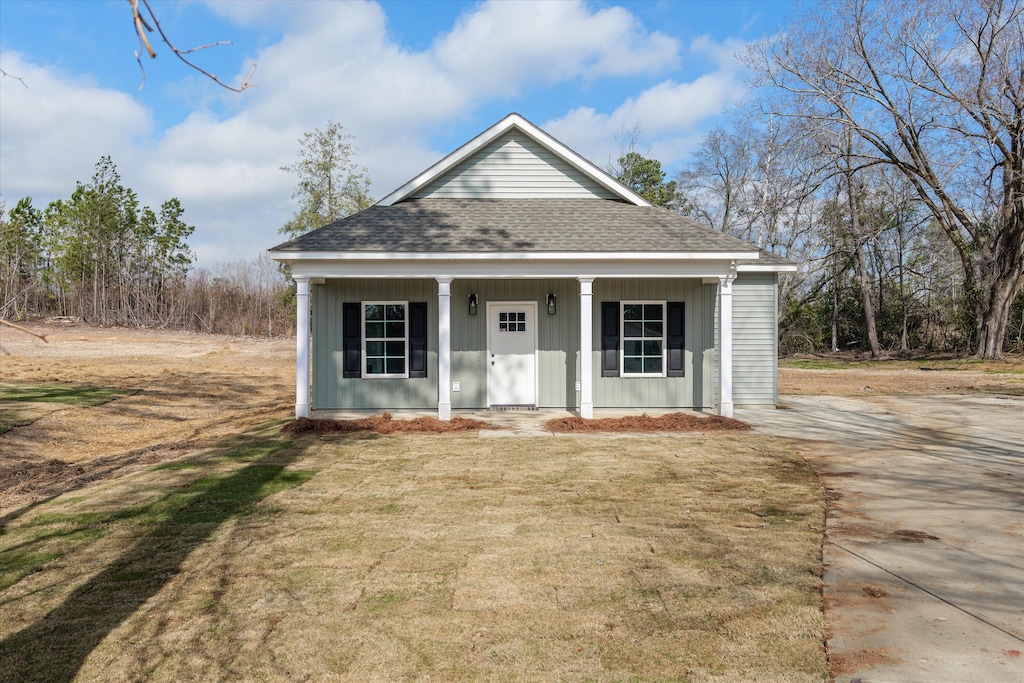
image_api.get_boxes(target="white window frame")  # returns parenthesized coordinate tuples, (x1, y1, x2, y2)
(361, 301, 409, 379)
(621, 301, 667, 378)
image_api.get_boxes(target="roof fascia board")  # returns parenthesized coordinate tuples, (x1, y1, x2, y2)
(737, 262, 798, 272)
(377, 113, 651, 207)
(285, 259, 740, 280)
(269, 250, 760, 261)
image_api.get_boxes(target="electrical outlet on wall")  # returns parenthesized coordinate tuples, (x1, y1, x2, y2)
(575, 381, 581, 391)
(452, 381, 461, 392)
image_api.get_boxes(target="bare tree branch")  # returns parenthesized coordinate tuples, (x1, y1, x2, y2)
(0, 319, 48, 342)
(0, 68, 28, 88)
(129, 0, 256, 93)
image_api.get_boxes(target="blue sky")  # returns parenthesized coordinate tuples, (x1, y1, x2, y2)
(0, 0, 795, 267)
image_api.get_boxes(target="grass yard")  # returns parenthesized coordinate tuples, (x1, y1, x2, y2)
(0, 384, 137, 434)
(0, 426, 825, 682)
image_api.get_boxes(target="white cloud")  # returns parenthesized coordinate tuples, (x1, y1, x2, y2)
(543, 36, 749, 170)
(433, 1, 679, 96)
(0, 52, 151, 198)
(0, 2, 737, 269)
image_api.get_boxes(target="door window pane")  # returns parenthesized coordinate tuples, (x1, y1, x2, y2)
(498, 311, 527, 332)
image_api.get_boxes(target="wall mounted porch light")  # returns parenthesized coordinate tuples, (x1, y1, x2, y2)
(468, 293, 478, 316)
(546, 293, 557, 315)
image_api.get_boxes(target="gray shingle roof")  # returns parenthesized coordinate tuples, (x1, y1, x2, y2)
(269, 199, 760, 254)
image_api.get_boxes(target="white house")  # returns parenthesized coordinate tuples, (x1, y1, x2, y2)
(269, 113, 795, 420)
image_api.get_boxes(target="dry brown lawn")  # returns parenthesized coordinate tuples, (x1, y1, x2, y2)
(0, 322, 828, 681)
(0, 323, 293, 508)
(0, 428, 825, 682)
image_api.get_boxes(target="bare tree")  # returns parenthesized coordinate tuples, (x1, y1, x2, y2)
(842, 128, 882, 356)
(749, 0, 1024, 358)
(678, 126, 756, 235)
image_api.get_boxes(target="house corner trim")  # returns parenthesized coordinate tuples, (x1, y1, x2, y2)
(295, 276, 311, 419)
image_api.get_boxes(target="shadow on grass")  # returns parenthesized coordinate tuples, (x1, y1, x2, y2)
(0, 383, 137, 406)
(0, 433, 314, 683)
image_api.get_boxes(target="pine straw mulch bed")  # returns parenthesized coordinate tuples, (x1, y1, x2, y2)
(546, 412, 750, 433)
(281, 412, 500, 435)
(282, 412, 751, 435)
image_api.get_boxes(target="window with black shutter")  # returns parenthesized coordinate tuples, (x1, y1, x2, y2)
(343, 301, 428, 379)
(600, 301, 685, 379)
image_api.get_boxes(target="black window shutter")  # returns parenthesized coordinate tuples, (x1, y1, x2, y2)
(601, 301, 619, 377)
(408, 302, 428, 378)
(667, 301, 685, 377)
(342, 302, 361, 378)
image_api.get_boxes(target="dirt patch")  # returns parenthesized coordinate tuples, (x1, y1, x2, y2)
(545, 412, 749, 432)
(892, 529, 940, 543)
(829, 648, 901, 677)
(281, 412, 499, 434)
(0, 322, 293, 511)
(780, 353, 1024, 396)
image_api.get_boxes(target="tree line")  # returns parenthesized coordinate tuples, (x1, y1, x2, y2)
(0, 157, 293, 337)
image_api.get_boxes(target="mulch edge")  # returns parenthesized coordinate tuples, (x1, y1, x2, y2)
(280, 412, 500, 435)
(545, 412, 749, 433)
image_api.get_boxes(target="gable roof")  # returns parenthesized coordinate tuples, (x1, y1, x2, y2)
(270, 198, 759, 258)
(378, 113, 650, 207)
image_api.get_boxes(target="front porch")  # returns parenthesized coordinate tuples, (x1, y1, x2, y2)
(291, 272, 739, 421)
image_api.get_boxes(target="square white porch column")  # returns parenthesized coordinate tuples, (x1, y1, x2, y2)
(716, 268, 737, 418)
(437, 277, 452, 421)
(578, 277, 594, 419)
(294, 276, 311, 419)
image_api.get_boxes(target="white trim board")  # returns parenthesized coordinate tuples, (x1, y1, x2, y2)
(270, 250, 759, 262)
(286, 260, 752, 280)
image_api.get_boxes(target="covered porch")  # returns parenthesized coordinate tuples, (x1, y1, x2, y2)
(289, 259, 741, 421)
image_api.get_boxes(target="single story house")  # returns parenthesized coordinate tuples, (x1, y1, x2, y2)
(269, 113, 795, 421)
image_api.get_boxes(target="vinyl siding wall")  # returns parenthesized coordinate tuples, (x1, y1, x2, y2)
(733, 272, 779, 405)
(311, 276, 770, 412)
(592, 279, 717, 409)
(710, 272, 779, 407)
(312, 280, 438, 410)
(410, 131, 619, 200)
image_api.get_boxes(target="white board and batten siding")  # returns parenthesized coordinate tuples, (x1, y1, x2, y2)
(408, 131, 619, 200)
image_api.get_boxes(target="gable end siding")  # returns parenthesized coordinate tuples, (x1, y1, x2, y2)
(409, 131, 619, 200)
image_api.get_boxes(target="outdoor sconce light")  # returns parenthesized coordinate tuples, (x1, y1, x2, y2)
(468, 293, 478, 316)
(547, 293, 557, 315)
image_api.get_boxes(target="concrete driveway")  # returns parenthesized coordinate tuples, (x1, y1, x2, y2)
(739, 395, 1024, 682)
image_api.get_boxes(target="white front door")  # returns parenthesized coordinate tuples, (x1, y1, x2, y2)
(488, 303, 537, 406)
